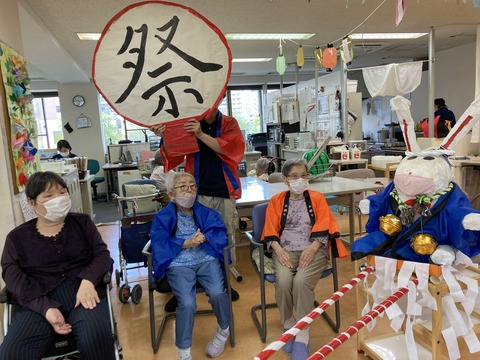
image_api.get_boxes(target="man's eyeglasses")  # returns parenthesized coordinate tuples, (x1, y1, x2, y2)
(287, 173, 309, 180)
(174, 184, 197, 192)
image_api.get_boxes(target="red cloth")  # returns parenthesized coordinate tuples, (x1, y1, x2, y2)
(421, 115, 440, 137)
(160, 112, 244, 199)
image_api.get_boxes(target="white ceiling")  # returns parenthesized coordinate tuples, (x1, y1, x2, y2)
(18, 0, 480, 86)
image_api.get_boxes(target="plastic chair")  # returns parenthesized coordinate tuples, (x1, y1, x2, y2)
(245, 203, 340, 343)
(1, 273, 122, 360)
(267, 172, 284, 183)
(87, 159, 105, 201)
(142, 240, 235, 354)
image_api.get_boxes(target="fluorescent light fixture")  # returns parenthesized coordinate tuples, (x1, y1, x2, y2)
(232, 58, 272, 63)
(225, 33, 315, 40)
(350, 33, 427, 40)
(77, 33, 101, 41)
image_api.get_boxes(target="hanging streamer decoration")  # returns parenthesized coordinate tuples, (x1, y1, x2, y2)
(395, 0, 406, 26)
(296, 45, 304, 68)
(276, 40, 286, 75)
(314, 47, 323, 70)
(340, 36, 353, 65)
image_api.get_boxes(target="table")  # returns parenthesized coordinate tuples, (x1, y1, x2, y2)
(330, 158, 368, 172)
(236, 176, 383, 244)
(102, 162, 139, 202)
(368, 162, 399, 181)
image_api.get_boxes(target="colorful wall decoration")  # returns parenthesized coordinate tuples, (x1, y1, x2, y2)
(0, 42, 40, 193)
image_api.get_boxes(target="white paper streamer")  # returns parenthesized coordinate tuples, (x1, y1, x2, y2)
(443, 295, 469, 337)
(415, 263, 437, 310)
(443, 266, 465, 303)
(463, 328, 480, 354)
(442, 326, 461, 360)
(405, 315, 419, 360)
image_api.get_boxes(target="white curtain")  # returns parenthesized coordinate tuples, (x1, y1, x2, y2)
(363, 62, 423, 98)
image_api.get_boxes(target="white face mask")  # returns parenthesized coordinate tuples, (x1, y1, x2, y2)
(288, 178, 309, 195)
(175, 194, 196, 209)
(37, 195, 72, 221)
(59, 151, 69, 158)
(394, 174, 436, 197)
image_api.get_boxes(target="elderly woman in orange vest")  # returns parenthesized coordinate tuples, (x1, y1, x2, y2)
(261, 159, 347, 360)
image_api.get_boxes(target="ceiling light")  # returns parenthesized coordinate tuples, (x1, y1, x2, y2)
(232, 58, 272, 63)
(225, 33, 315, 40)
(77, 33, 101, 41)
(350, 33, 427, 40)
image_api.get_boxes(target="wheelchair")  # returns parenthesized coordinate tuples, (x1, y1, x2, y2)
(1, 273, 123, 360)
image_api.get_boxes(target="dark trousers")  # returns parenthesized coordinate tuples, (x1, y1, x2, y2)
(0, 281, 114, 360)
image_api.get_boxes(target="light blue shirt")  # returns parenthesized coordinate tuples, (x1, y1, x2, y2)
(168, 210, 214, 267)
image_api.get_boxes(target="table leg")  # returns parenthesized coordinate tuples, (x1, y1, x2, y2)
(349, 193, 355, 243)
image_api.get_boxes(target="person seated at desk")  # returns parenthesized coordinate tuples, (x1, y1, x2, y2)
(150, 172, 231, 360)
(51, 139, 77, 160)
(247, 157, 272, 182)
(0, 171, 115, 359)
(261, 159, 346, 360)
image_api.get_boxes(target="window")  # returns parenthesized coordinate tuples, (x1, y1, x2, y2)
(99, 87, 270, 147)
(32, 95, 63, 149)
(99, 96, 155, 146)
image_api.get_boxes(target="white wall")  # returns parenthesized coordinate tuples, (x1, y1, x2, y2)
(57, 83, 108, 193)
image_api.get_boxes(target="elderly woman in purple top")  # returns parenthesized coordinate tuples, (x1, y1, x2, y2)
(0, 171, 114, 359)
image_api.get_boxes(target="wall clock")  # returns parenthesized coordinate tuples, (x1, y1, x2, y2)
(73, 95, 85, 107)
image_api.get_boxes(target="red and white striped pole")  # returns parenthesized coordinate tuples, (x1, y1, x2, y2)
(307, 278, 419, 359)
(254, 266, 375, 360)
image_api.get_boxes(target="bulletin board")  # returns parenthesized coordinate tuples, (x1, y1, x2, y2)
(0, 42, 40, 193)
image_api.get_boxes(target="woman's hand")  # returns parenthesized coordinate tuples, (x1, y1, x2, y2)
(150, 124, 166, 137)
(271, 243, 293, 268)
(75, 279, 100, 309)
(190, 229, 206, 248)
(46, 308, 72, 335)
(299, 242, 320, 268)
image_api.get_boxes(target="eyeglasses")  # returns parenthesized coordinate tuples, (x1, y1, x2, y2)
(174, 184, 197, 192)
(287, 173, 309, 180)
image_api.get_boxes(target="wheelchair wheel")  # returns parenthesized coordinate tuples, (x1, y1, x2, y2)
(131, 284, 143, 304)
(119, 284, 130, 304)
(239, 220, 247, 230)
(115, 269, 121, 287)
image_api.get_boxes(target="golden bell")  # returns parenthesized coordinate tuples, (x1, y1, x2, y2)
(411, 233, 437, 255)
(379, 214, 402, 236)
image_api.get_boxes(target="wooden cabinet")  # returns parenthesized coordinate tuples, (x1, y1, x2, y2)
(356, 259, 480, 359)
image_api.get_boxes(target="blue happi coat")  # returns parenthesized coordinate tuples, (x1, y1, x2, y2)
(150, 201, 230, 278)
(351, 181, 480, 263)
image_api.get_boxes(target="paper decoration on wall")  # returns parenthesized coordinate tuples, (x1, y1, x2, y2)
(0, 42, 40, 193)
(93, 1, 231, 129)
(322, 44, 337, 72)
(64, 122, 74, 133)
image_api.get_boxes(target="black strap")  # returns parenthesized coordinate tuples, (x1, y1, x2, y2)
(369, 186, 454, 257)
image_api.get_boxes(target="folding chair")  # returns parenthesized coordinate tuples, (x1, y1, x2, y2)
(1, 273, 122, 360)
(142, 240, 235, 354)
(246, 203, 341, 343)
